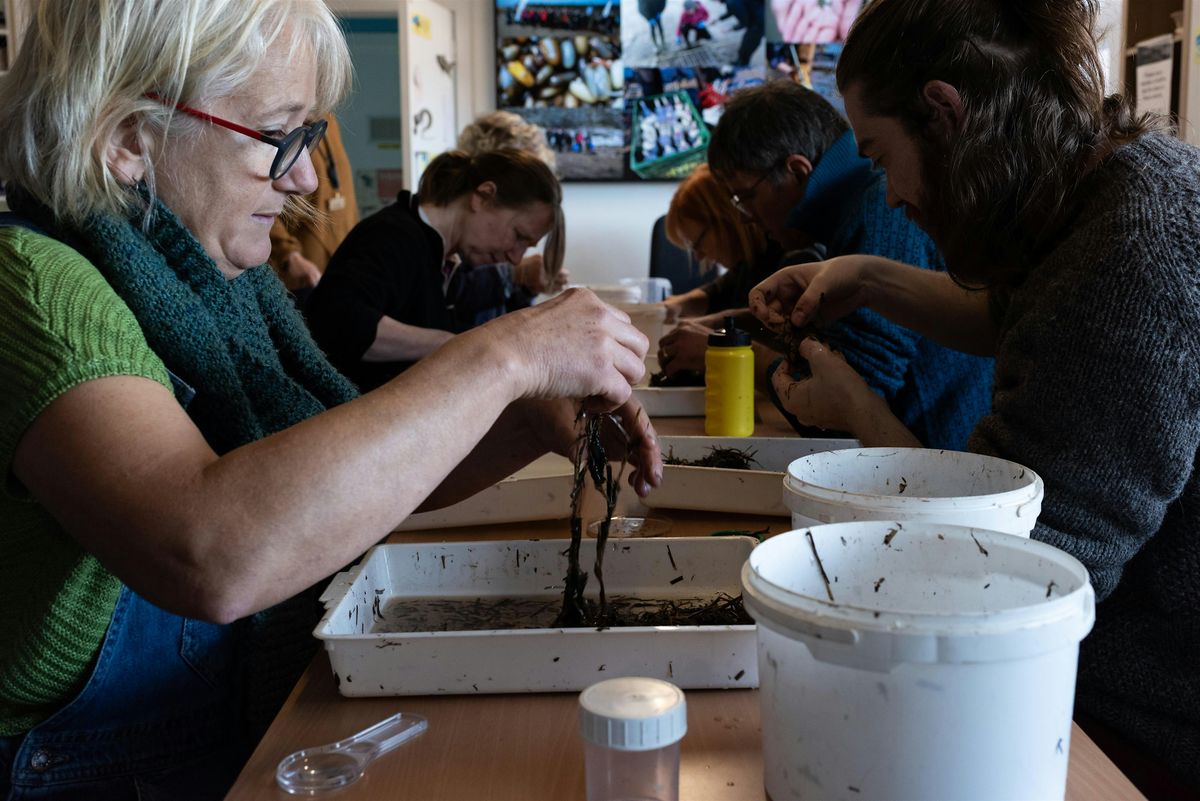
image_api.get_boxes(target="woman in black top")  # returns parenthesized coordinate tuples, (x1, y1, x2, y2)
(307, 148, 564, 391)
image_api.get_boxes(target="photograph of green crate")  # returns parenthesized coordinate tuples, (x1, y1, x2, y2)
(629, 90, 711, 180)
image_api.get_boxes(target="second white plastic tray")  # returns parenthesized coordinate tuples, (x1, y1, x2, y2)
(644, 435, 859, 516)
(395, 453, 574, 531)
(632, 386, 705, 417)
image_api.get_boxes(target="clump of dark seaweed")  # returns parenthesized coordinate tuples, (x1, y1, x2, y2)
(604, 593, 753, 627)
(664, 446, 760, 470)
(554, 412, 757, 631)
(555, 410, 628, 627)
(765, 291, 830, 380)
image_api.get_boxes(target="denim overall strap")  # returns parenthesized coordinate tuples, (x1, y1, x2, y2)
(1, 588, 245, 801)
(0, 213, 47, 236)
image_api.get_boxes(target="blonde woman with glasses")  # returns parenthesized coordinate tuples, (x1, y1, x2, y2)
(0, 2, 660, 797)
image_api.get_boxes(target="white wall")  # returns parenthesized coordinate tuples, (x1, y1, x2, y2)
(1096, 0, 1125, 94)
(559, 182, 676, 284)
(329, 0, 675, 284)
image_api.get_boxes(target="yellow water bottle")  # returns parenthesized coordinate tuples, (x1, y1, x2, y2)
(705, 317, 754, 437)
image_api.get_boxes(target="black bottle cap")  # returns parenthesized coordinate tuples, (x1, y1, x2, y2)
(708, 316, 752, 347)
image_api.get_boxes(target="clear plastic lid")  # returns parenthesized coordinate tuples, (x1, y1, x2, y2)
(578, 677, 687, 751)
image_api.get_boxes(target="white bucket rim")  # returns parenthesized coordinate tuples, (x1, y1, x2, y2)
(741, 522, 1095, 665)
(784, 447, 1044, 513)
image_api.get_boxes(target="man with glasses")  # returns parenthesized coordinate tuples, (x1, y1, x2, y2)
(705, 80, 993, 451)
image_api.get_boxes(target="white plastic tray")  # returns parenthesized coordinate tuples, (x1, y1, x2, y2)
(643, 435, 859, 516)
(632, 386, 705, 417)
(315, 537, 758, 696)
(395, 453, 574, 531)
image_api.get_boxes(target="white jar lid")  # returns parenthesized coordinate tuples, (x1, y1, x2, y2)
(578, 677, 687, 751)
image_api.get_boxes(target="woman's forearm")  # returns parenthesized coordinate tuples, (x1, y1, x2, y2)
(364, 315, 455, 362)
(665, 289, 709, 319)
(15, 329, 530, 624)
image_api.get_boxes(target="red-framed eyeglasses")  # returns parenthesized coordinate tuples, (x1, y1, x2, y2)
(145, 92, 327, 180)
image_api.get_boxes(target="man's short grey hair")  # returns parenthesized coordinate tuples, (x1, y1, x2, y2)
(707, 81, 848, 183)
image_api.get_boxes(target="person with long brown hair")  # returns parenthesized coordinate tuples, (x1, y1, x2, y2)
(449, 111, 569, 327)
(306, 148, 566, 391)
(750, 1, 1200, 795)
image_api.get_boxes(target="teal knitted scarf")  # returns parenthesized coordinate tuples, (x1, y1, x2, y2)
(11, 187, 360, 745)
(39, 191, 356, 451)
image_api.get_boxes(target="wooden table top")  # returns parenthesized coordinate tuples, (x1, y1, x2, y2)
(225, 405, 1144, 801)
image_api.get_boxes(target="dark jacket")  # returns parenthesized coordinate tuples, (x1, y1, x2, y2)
(306, 191, 450, 391)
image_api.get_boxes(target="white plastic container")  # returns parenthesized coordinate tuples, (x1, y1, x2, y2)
(579, 677, 686, 801)
(620, 276, 673, 303)
(587, 284, 642, 305)
(631, 386, 705, 417)
(617, 302, 668, 356)
(316, 537, 758, 696)
(784, 447, 1044, 537)
(644, 435, 857, 517)
(396, 453, 573, 531)
(741, 522, 1095, 801)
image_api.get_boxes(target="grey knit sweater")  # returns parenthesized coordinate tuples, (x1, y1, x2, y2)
(970, 132, 1200, 787)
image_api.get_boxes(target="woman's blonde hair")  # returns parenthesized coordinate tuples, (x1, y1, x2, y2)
(0, 0, 352, 227)
(457, 111, 557, 172)
(666, 164, 766, 270)
(418, 148, 565, 279)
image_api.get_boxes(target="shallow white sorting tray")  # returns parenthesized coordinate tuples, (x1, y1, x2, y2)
(395, 453, 574, 531)
(315, 537, 758, 697)
(643, 436, 859, 516)
(632, 386, 705, 417)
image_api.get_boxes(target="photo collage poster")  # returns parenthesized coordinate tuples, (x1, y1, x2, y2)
(496, 0, 869, 181)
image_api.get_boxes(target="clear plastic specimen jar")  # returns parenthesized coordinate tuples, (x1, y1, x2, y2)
(578, 677, 687, 801)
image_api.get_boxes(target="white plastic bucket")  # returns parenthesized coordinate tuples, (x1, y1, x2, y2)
(784, 447, 1043, 537)
(741, 522, 1095, 801)
(617, 302, 668, 356)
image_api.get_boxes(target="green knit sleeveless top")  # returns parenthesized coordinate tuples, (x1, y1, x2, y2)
(0, 227, 171, 735)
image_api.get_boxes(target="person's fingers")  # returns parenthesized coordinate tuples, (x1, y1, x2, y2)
(797, 336, 828, 361)
(771, 360, 816, 422)
(612, 318, 649, 361)
(581, 373, 634, 412)
(791, 278, 828, 328)
(747, 288, 768, 318)
(612, 337, 647, 386)
(749, 287, 791, 330)
(614, 401, 663, 496)
(599, 297, 633, 325)
(661, 352, 684, 377)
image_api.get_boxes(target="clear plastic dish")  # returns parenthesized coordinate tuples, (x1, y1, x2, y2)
(586, 516, 673, 538)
